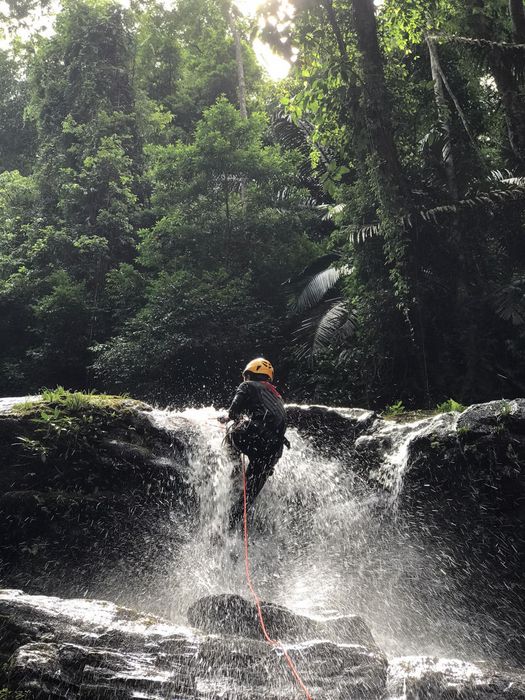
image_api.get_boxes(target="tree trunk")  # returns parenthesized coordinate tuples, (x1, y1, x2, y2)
(321, 0, 351, 79)
(492, 64, 525, 164)
(223, 2, 247, 213)
(349, 0, 433, 394)
(228, 10, 248, 119)
(509, 0, 525, 42)
(350, 0, 407, 198)
(467, 0, 525, 164)
(427, 36, 459, 200)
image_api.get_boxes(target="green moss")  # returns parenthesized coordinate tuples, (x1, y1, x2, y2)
(436, 398, 466, 413)
(380, 398, 467, 421)
(382, 408, 436, 422)
(12, 386, 143, 416)
(0, 689, 30, 700)
(10, 387, 148, 463)
(499, 401, 512, 417)
(0, 668, 29, 700)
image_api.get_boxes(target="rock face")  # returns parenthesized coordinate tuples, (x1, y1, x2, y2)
(286, 400, 525, 662)
(393, 400, 525, 662)
(2, 590, 524, 700)
(0, 398, 195, 596)
(388, 656, 525, 700)
(286, 404, 376, 470)
(0, 589, 387, 700)
(0, 399, 376, 601)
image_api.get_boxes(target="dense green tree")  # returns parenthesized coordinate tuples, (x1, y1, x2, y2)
(30, 0, 144, 231)
(1, 0, 525, 408)
(94, 98, 319, 402)
(0, 0, 145, 391)
(264, 0, 525, 407)
(0, 50, 36, 173)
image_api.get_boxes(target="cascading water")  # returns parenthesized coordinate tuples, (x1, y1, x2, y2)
(362, 412, 459, 498)
(142, 406, 486, 662)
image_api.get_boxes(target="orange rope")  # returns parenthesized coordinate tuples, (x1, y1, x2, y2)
(241, 454, 314, 700)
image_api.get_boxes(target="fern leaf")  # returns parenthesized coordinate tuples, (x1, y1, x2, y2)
(494, 276, 525, 325)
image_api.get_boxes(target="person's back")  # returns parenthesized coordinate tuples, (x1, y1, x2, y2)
(229, 379, 286, 445)
(220, 358, 288, 529)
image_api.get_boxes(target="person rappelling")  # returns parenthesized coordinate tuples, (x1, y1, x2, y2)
(218, 357, 289, 530)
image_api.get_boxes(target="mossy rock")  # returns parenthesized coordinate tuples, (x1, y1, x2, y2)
(0, 390, 193, 596)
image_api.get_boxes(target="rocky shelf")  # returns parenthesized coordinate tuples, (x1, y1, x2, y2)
(1, 590, 523, 700)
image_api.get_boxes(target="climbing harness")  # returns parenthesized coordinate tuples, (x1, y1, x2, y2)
(240, 453, 314, 700)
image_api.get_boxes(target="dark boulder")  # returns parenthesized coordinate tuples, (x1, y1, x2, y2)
(187, 593, 379, 649)
(286, 405, 376, 471)
(0, 398, 194, 596)
(389, 400, 525, 662)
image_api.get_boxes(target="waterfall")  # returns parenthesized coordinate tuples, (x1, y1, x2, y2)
(2, 396, 523, 699)
(141, 406, 484, 661)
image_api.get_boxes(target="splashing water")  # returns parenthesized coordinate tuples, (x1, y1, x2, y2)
(135, 406, 489, 662)
(361, 412, 459, 498)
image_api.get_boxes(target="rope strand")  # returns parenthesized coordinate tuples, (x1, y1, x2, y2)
(241, 454, 314, 700)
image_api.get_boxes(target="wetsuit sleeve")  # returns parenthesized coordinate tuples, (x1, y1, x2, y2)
(228, 383, 253, 420)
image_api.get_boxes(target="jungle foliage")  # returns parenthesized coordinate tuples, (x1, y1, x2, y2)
(0, 0, 524, 409)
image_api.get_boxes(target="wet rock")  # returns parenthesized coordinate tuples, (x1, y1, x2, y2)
(388, 400, 525, 511)
(286, 404, 376, 470)
(312, 402, 525, 663)
(388, 656, 525, 699)
(356, 399, 525, 660)
(0, 590, 387, 700)
(353, 413, 457, 489)
(390, 401, 525, 661)
(0, 399, 194, 596)
(187, 593, 379, 649)
(2, 394, 525, 667)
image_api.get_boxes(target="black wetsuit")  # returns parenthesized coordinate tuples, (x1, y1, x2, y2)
(227, 380, 287, 528)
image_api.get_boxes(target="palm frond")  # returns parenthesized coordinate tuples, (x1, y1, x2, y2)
(283, 253, 341, 286)
(419, 128, 449, 160)
(349, 222, 383, 242)
(293, 299, 355, 365)
(351, 177, 525, 242)
(293, 266, 343, 314)
(430, 35, 525, 83)
(276, 187, 319, 210)
(319, 202, 346, 221)
(490, 169, 515, 181)
(272, 109, 333, 170)
(494, 275, 525, 325)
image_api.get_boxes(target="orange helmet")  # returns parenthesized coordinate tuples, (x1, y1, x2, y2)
(243, 357, 274, 381)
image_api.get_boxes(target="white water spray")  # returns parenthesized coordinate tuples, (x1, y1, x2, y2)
(140, 406, 483, 661)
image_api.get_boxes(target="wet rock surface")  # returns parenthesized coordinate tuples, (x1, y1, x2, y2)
(0, 589, 388, 700)
(286, 404, 376, 469)
(0, 399, 194, 596)
(394, 401, 525, 662)
(347, 401, 525, 662)
(2, 590, 524, 700)
(187, 593, 379, 649)
(1, 396, 525, 668)
(388, 656, 525, 699)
